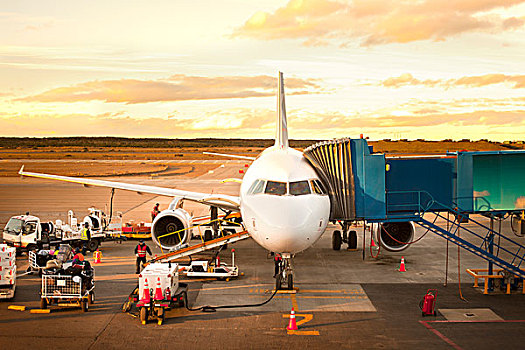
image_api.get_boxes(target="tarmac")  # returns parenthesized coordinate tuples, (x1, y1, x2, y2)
(1, 160, 525, 349)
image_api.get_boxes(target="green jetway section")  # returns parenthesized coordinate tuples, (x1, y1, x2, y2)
(457, 151, 525, 213)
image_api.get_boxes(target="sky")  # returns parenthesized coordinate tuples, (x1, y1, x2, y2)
(1, 0, 525, 141)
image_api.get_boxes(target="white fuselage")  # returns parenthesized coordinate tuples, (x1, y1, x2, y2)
(240, 146, 330, 254)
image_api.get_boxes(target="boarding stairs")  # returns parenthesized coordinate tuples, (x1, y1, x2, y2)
(149, 230, 250, 264)
(384, 191, 525, 279)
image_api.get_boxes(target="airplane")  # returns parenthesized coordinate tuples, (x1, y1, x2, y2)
(18, 73, 412, 290)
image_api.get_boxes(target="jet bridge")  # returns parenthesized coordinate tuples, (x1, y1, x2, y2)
(304, 138, 525, 281)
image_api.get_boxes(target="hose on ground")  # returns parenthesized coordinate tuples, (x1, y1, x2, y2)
(183, 285, 279, 313)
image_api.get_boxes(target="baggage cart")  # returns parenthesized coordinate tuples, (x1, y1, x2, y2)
(40, 267, 95, 312)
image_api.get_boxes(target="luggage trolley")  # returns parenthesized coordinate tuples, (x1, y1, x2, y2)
(40, 266, 95, 312)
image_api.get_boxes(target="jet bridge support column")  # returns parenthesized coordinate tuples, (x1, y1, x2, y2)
(488, 216, 495, 292)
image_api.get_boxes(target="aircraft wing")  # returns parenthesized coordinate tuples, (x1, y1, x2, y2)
(203, 151, 256, 160)
(18, 166, 240, 211)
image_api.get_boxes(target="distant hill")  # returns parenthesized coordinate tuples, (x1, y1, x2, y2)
(0, 137, 321, 149)
(0, 137, 522, 154)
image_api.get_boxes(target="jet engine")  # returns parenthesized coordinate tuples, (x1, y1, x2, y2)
(373, 222, 415, 252)
(151, 208, 193, 250)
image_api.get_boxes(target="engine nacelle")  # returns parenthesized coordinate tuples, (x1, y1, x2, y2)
(373, 222, 415, 252)
(151, 208, 193, 250)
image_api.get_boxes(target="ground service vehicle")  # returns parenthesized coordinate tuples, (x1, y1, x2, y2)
(3, 208, 122, 254)
(124, 263, 187, 325)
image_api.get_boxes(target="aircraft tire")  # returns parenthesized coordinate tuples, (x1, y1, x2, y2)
(332, 230, 342, 251)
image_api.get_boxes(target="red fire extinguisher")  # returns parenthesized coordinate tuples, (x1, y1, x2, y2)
(419, 289, 438, 316)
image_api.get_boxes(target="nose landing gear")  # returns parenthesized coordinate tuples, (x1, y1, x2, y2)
(275, 253, 294, 290)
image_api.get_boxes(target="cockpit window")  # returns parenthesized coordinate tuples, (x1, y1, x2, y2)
(310, 179, 327, 195)
(248, 179, 266, 195)
(265, 181, 287, 196)
(289, 181, 311, 196)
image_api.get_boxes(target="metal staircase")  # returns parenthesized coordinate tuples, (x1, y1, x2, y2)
(384, 190, 525, 279)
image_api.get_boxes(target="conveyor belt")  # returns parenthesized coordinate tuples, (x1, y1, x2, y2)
(147, 230, 250, 264)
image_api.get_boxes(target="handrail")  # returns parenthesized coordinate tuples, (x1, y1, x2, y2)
(386, 190, 525, 271)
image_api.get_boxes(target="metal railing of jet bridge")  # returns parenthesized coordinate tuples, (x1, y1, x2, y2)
(383, 190, 525, 279)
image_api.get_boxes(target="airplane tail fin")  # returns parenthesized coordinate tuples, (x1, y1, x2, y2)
(275, 72, 289, 149)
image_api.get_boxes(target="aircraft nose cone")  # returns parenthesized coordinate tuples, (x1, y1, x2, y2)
(249, 197, 327, 253)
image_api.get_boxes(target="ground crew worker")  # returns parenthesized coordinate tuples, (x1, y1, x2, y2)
(135, 239, 152, 273)
(80, 222, 91, 254)
(151, 203, 160, 221)
(73, 248, 85, 263)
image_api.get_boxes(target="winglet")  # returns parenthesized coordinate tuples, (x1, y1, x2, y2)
(18, 165, 24, 175)
(275, 72, 289, 149)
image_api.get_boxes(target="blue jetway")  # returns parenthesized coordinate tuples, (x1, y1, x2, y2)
(304, 139, 525, 281)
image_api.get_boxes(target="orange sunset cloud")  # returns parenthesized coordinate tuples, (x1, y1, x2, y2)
(17, 75, 323, 104)
(233, 0, 525, 46)
(382, 73, 525, 89)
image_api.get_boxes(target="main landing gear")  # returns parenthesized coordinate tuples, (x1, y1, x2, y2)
(275, 254, 294, 290)
(332, 222, 357, 251)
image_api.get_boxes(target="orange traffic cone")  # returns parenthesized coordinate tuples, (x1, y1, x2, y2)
(154, 277, 164, 301)
(141, 279, 151, 304)
(287, 308, 298, 331)
(93, 249, 101, 264)
(399, 256, 406, 272)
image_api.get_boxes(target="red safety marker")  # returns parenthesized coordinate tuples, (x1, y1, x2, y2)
(399, 256, 406, 272)
(141, 279, 151, 304)
(287, 308, 298, 330)
(154, 277, 164, 301)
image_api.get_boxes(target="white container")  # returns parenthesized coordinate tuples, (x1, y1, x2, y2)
(0, 265, 16, 285)
(138, 263, 179, 300)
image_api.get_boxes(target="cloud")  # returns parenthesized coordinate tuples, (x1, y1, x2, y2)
(474, 190, 491, 198)
(0, 109, 277, 137)
(1, 105, 524, 139)
(232, 0, 525, 46)
(382, 73, 525, 89)
(515, 196, 525, 208)
(17, 74, 323, 104)
(290, 109, 525, 130)
(0, 11, 56, 32)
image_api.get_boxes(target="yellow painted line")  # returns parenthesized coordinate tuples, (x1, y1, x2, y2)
(180, 278, 217, 282)
(8, 305, 26, 311)
(91, 261, 136, 267)
(296, 296, 366, 299)
(291, 294, 299, 311)
(269, 295, 365, 299)
(282, 314, 319, 336)
(30, 309, 51, 314)
(298, 289, 347, 293)
(287, 330, 320, 336)
(96, 274, 137, 281)
(199, 284, 271, 291)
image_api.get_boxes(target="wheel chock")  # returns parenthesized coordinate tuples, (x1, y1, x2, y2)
(8, 305, 26, 311)
(30, 309, 51, 314)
